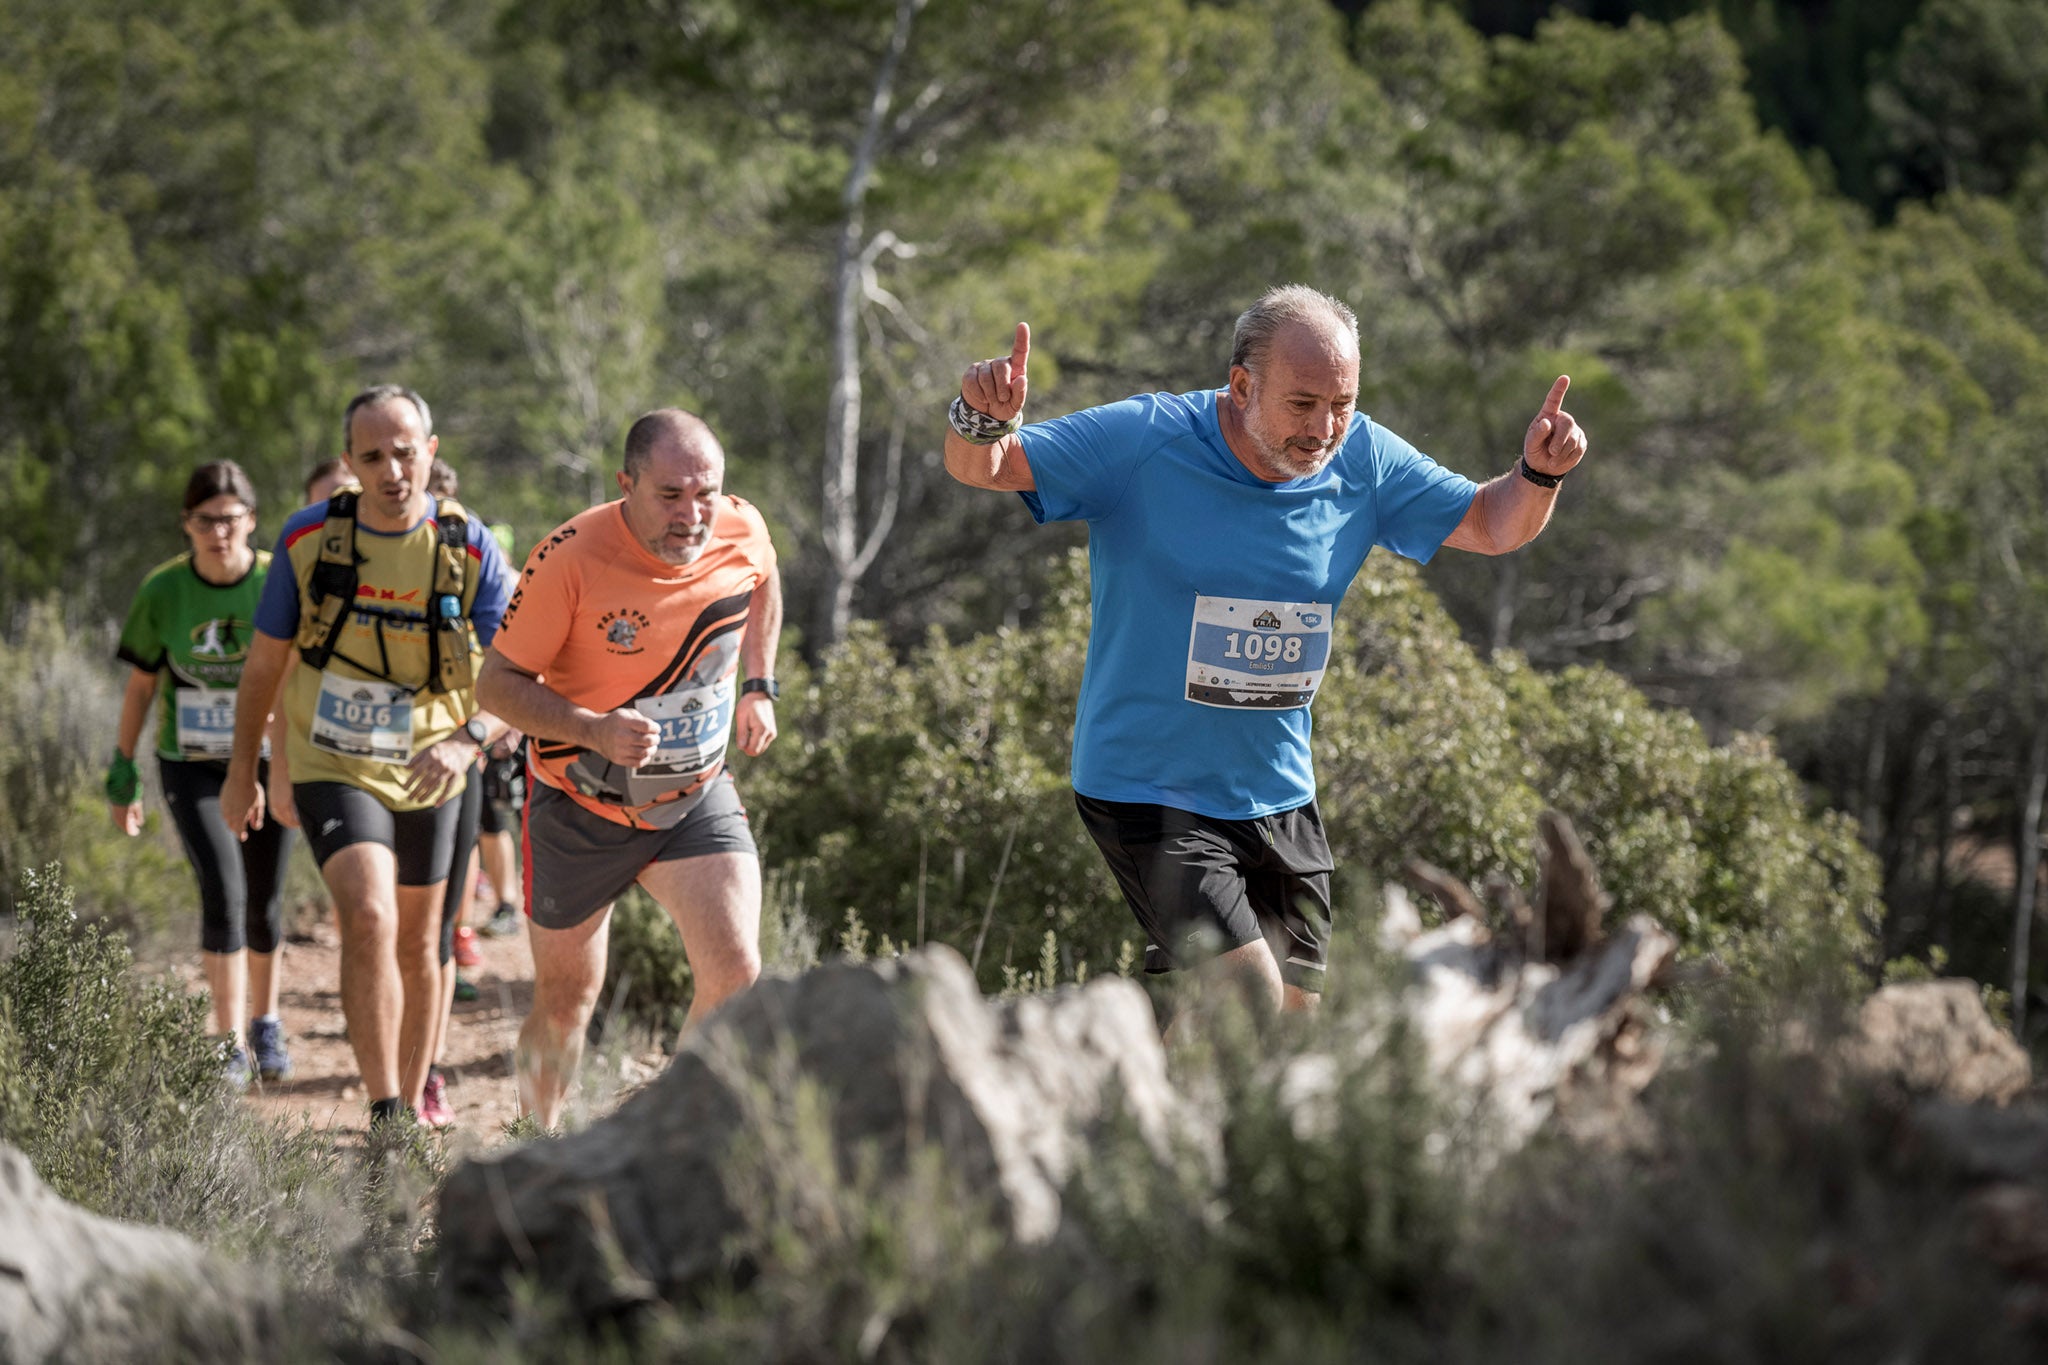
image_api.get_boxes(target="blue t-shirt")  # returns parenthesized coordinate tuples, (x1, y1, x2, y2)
(253, 501, 515, 647)
(1020, 388, 1477, 819)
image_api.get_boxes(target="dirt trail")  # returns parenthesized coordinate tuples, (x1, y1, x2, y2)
(238, 906, 537, 1145)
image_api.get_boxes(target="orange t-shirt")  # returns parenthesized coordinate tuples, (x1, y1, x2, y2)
(492, 497, 776, 829)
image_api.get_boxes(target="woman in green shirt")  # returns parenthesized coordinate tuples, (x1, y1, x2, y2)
(108, 461, 296, 1088)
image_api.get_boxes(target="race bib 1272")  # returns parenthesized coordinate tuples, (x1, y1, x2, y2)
(1184, 595, 1332, 710)
(636, 678, 734, 779)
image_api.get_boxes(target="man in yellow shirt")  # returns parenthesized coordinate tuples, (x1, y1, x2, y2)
(223, 385, 517, 1127)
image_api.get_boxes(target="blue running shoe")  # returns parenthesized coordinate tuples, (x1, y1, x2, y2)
(225, 1048, 252, 1090)
(248, 1016, 294, 1083)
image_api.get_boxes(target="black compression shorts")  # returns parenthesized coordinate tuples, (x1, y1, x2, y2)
(160, 757, 293, 955)
(437, 760, 486, 964)
(296, 780, 465, 888)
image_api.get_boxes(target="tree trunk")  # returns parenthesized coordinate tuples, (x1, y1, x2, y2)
(2010, 726, 2046, 1038)
(1932, 728, 1959, 958)
(816, 0, 925, 649)
(1488, 553, 1520, 657)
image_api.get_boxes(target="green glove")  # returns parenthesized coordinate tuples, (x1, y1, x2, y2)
(105, 750, 141, 805)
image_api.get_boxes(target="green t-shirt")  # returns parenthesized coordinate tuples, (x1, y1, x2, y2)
(116, 551, 272, 761)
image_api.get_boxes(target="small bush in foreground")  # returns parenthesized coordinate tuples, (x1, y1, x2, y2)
(0, 865, 431, 1294)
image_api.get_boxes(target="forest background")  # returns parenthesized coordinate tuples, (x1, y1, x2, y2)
(4, 0, 2048, 1044)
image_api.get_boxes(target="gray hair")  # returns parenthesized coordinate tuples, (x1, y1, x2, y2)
(341, 384, 433, 453)
(623, 408, 720, 478)
(1229, 285, 1359, 375)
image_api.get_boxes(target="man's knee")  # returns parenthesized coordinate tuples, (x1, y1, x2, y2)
(529, 942, 606, 1032)
(703, 928, 761, 983)
(334, 894, 399, 946)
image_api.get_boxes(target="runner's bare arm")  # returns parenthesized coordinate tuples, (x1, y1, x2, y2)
(944, 322, 1037, 493)
(222, 632, 293, 836)
(476, 650, 659, 769)
(265, 656, 298, 829)
(1443, 376, 1588, 555)
(109, 667, 155, 835)
(735, 564, 782, 758)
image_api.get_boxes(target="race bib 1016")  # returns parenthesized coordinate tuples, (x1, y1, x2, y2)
(1185, 595, 1332, 710)
(309, 673, 415, 761)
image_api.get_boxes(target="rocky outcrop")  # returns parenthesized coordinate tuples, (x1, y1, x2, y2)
(0, 1143, 222, 1364)
(437, 944, 1193, 1320)
(1840, 980, 2033, 1106)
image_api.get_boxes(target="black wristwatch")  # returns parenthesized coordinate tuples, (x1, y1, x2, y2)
(461, 717, 490, 749)
(740, 677, 780, 700)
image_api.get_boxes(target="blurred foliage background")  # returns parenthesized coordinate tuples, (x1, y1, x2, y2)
(4, 0, 2047, 1036)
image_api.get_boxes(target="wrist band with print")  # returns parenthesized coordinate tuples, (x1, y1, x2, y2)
(105, 750, 141, 805)
(949, 394, 1023, 446)
(1517, 457, 1565, 490)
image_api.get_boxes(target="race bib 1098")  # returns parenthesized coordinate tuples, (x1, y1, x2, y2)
(1184, 595, 1332, 710)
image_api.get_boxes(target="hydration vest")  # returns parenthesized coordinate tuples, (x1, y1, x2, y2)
(293, 490, 476, 695)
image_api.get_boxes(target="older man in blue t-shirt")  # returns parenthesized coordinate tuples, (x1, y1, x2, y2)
(943, 284, 1589, 1015)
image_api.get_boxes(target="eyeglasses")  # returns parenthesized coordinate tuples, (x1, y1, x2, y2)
(187, 509, 252, 532)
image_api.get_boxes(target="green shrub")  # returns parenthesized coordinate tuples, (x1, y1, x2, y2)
(0, 602, 187, 938)
(745, 562, 1134, 990)
(0, 864, 412, 1285)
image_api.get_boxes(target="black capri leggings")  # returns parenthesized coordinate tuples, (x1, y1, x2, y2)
(159, 757, 294, 956)
(438, 759, 485, 966)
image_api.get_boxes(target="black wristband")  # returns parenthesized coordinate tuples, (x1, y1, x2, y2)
(741, 677, 779, 700)
(1517, 458, 1564, 490)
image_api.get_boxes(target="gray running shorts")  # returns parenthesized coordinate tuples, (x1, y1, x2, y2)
(523, 771, 756, 931)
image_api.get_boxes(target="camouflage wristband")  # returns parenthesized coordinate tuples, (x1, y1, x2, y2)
(948, 394, 1023, 446)
(105, 751, 141, 805)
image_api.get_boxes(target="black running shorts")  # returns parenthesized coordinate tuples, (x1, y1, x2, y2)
(437, 760, 486, 964)
(523, 771, 757, 931)
(295, 780, 465, 888)
(1074, 792, 1334, 991)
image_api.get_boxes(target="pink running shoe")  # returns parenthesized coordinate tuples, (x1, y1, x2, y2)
(419, 1068, 455, 1129)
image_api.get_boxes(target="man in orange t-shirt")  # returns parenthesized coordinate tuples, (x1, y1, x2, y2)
(477, 408, 782, 1127)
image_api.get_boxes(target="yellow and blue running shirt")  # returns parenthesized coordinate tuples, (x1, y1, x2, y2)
(254, 502, 514, 810)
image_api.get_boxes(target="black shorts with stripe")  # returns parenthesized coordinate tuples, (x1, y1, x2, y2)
(1074, 792, 1333, 991)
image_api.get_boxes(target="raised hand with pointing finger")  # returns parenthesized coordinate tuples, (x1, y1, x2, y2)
(960, 322, 1031, 426)
(944, 322, 1039, 492)
(1521, 375, 1587, 482)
